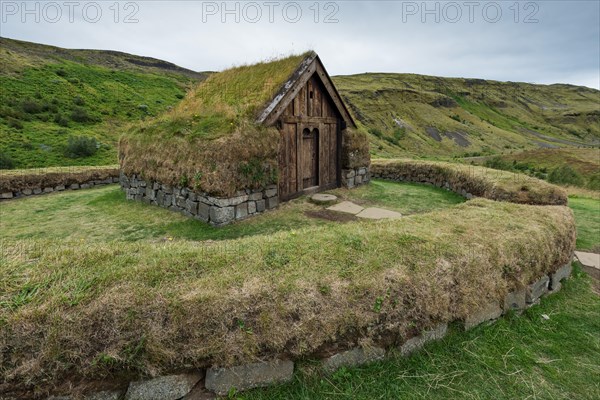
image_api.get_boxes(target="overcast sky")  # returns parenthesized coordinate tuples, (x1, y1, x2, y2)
(1, 1, 599, 88)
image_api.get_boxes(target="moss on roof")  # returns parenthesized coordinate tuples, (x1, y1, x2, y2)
(126, 51, 315, 141)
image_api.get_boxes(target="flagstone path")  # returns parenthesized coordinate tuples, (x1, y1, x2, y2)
(314, 195, 402, 220)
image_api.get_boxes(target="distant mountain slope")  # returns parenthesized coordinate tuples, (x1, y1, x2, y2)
(1, 37, 598, 169)
(333, 73, 600, 158)
(0, 37, 206, 79)
(0, 37, 208, 168)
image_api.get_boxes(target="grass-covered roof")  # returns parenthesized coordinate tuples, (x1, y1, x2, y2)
(127, 51, 315, 141)
(119, 52, 370, 197)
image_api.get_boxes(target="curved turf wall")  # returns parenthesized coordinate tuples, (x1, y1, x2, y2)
(0, 161, 576, 398)
(371, 159, 568, 205)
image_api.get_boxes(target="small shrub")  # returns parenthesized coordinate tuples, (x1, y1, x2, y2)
(179, 175, 189, 187)
(393, 127, 406, 140)
(73, 96, 85, 106)
(137, 104, 149, 113)
(64, 135, 98, 158)
(484, 156, 512, 171)
(548, 165, 584, 187)
(175, 93, 185, 99)
(384, 136, 400, 146)
(46, 102, 58, 113)
(22, 99, 43, 114)
(70, 107, 93, 123)
(586, 173, 600, 191)
(54, 114, 69, 127)
(21, 141, 34, 150)
(0, 152, 15, 169)
(56, 69, 67, 77)
(7, 117, 23, 130)
(368, 127, 383, 138)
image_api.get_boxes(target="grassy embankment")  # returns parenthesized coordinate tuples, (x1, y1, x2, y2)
(0, 177, 576, 394)
(245, 263, 600, 400)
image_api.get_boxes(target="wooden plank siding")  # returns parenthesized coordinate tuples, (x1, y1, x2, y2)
(278, 73, 342, 200)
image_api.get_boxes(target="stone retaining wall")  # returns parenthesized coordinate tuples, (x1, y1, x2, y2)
(37, 262, 573, 399)
(121, 166, 369, 226)
(0, 177, 120, 200)
(371, 164, 476, 199)
(120, 173, 279, 226)
(341, 166, 370, 188)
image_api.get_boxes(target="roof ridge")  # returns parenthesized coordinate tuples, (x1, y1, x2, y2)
(255, 51, 318, 124)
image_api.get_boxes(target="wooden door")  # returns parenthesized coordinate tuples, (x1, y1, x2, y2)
(302, 127, 319, 189)
(278, 72, 343, 200)
(278, 122, 298, 200)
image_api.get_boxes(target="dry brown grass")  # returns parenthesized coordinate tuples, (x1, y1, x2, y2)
(1, 198, 575, 393)
(0, 165, 118, 193)
(119, 124, 279, 197)
(342, 128, 371, 169)
(371, 159, 568, 205)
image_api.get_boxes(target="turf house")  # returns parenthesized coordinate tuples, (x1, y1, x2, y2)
(119, 51, 370, 225)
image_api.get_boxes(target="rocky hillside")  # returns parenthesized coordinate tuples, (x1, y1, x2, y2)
(0, 37, 208, 168)
(333, 73, 599, 158)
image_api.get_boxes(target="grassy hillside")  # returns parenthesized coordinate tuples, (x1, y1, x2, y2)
(465, 148, 600, 190)
(0, 37, 207, 169)
(2, 38, 599, 170)
(333, 73, 600, 159)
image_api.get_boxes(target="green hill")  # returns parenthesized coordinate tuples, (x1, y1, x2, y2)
(0, 37, 208, 168)
(332, 73, 600, 159)
(1, 38, 598, 170)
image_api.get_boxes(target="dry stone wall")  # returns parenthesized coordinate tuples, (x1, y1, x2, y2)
(341, 166, 370, 188)
(120, 173, 279, 226)
(0, 177, 119, 200)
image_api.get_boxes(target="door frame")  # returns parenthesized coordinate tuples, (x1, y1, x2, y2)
(278, 118, 341, 201)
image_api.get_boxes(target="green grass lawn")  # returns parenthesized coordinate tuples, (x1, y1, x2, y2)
(0, 179, 464, 242)
(333, 179, 464, 215)
(0, 181, 596, 399)
(243, 263, 600, 400)
(569, 196, 600, 252)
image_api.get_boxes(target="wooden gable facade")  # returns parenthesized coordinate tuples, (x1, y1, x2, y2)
(257, 54, 356, 201)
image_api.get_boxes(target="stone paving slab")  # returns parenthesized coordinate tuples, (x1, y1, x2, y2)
(356, 207, 402, 220)
(327, 201, 364, 215)
(322, 347, 385, 373)
(205, 359, 293, 395)
(125, 372, 202, 400)
(575, 251, 600, 270)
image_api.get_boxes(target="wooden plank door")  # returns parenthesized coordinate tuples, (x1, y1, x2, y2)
(301, 127, 319, 189)
(278, 122, 298, 200)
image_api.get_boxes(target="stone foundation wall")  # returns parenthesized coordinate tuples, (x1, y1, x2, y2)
(371, 165, 476, 199)
(341, 166, 370, 188)
(0, 177, 119, 200)
(120, 173, 279, 226)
